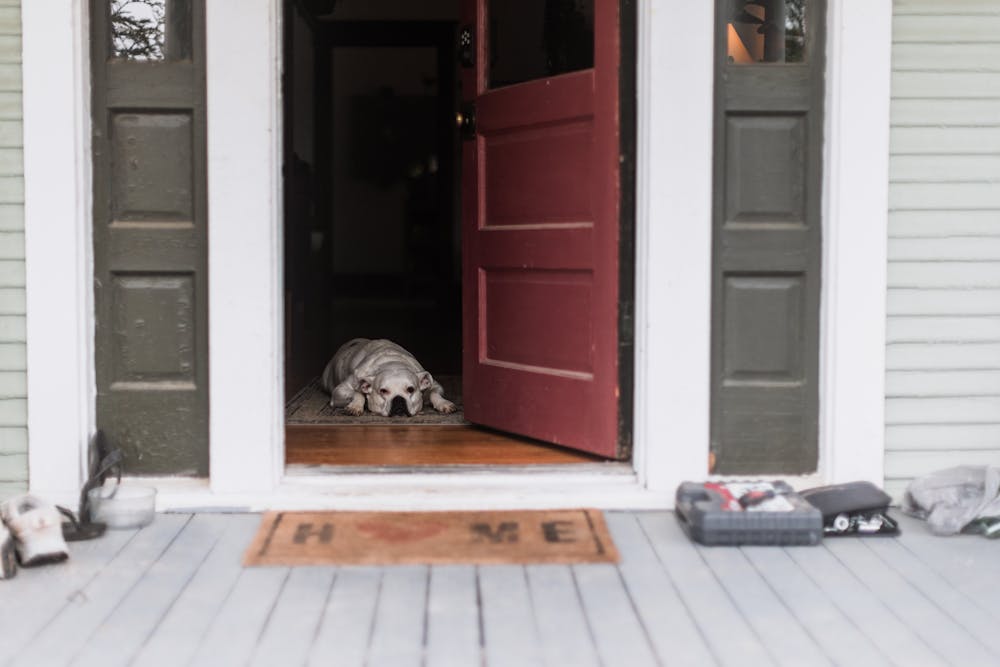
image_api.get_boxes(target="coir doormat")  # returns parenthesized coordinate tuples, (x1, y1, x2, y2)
(244, 510, 619, 566)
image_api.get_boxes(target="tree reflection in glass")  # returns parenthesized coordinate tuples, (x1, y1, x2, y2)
(111, 0, 166, 60)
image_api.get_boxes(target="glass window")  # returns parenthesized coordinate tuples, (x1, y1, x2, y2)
(110, 0, 192, 61)
(727, 0, 807, 64)
(489, 0, 594, 89)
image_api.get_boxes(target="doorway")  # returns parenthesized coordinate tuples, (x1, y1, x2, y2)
(281, 0, 612, 468)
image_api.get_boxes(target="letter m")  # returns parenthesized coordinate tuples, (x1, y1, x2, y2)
(469, 521, 519, 543)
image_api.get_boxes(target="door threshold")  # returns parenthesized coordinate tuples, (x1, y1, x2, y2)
(137, 463, 668, 512)
(284, 461, 633, 476)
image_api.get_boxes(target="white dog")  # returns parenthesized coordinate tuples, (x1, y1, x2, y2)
(321, 338, 456, 417)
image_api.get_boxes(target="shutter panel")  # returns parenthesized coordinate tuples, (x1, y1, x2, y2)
(711, 0, 825, 473)
(91, 1, 209, 474)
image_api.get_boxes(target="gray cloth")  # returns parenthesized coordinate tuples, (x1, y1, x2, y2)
(902, 465, 1000, 536)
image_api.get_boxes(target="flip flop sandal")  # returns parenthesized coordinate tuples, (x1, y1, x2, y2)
(0, 494, 70, 567)
(80, 430, 123, 520)
(57, 506, 106, 542)
(59, 430, 123, 541)
(0, 522, 16, 579)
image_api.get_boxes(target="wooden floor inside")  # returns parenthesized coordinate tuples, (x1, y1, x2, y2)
(285, 424, 607, 466)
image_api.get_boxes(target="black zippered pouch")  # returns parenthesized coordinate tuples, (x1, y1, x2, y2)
(800, 481, 900, 536)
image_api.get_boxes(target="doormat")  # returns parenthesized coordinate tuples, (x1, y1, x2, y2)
(244, 510, 619, 566)
(285, 377, 468, 425)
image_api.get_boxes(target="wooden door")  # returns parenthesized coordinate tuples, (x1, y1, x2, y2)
(91, 0, 209, 475)
(460, 0, 624, 458)
(710, 0, 825, 474)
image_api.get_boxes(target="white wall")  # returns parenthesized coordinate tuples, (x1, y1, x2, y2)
(885, 0, 1000, 499)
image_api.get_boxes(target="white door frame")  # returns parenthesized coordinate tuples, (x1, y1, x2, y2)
(22, 0, 891, 510)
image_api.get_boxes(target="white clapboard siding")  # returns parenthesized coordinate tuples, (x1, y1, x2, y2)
(887, 397, 1000, 424)
(890, 126, 1000, 154)
(892, 72, 1000, 99)
(893, 16, 1000, 43)
(890, 210, 1000, 238)
(886, 1, 1000, 498)
(889, 369, 1000, 396)
(888, 317, 1000, 342)
(888, 289, 1000, 316)
(892, 99, 1000, 127)
(892, 43, 1000, 71)
(889, 264, 1000, 289)
(0, 201, 21, 227)
(0, 0, 22, 498)
(888, 423, 1000, 450)
(889, 238, 1000, 261)
(890, 155, 1000, 182)
(895, 0, 1000, 15)
(890, 183, 1000, 210)
(0, 35, 18, 63)
(887, 343, 1000, 370)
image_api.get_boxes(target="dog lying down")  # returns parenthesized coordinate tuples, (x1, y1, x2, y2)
(322, 338, 457, 417)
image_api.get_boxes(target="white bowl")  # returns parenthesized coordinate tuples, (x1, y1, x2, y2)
(88, 484, 157, 529)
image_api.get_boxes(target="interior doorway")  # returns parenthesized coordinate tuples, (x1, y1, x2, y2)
(281, 0, 607, 468)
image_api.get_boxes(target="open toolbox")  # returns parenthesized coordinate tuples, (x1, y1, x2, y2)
(675, 481, 824, 546)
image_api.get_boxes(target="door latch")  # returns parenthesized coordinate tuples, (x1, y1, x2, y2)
(456, 102, 476, 141)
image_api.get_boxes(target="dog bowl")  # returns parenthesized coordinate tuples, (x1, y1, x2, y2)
(87, 484, 157, 529)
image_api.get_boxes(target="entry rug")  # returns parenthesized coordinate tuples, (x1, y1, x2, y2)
(285, 376, 468, 425)
(244, 510, 620, 566)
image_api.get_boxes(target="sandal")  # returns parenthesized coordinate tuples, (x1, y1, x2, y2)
(0, 521, 15, 579)
(57, 506, 106, 542)
(60, 430, 122, 542)
(0, 494, 70, 566)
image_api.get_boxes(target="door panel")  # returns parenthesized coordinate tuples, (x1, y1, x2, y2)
(711, 0, 825, 474)
(461, 0, 622, 458)
(92, 0, 208, 475)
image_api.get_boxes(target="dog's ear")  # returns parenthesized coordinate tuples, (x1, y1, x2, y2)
(355, 374, 374, 394)
(417, 372, 433, 390)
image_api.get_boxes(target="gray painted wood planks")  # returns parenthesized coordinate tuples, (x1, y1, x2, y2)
(2, 510, 998, 666)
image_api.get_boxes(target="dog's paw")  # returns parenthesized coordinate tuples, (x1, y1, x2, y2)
(435, 399, 457, 414)
(344, 398, 365, 416)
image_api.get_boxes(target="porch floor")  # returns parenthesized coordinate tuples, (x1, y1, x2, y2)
(1, 512, 997, 667)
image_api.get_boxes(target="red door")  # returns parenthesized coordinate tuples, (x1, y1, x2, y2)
(460, 0, 623, 458)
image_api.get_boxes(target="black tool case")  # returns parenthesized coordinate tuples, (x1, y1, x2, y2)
(675, 481, 823, 546)
(800, 481, 900, 536)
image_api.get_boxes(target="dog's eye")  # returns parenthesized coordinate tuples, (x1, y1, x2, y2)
(379, 388, 390, 396)
(406, 387, 415, 394)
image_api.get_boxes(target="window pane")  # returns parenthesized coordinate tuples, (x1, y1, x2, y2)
(489, 0, 594, 89)
(110, 0, 192, 61)
(727, 0, 807, 64)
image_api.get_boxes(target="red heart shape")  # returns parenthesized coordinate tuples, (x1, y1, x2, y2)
(356, 520, 447, 544)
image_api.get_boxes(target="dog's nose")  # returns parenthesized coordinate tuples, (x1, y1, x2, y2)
(389, 395, 409, 417)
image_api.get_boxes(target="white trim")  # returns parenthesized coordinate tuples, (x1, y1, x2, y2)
(22, 0, 94, 497)
(205, 0, 285, 495)
(633, 0, 716, 495)
(145, 474, 671, 512)
(19, 0, 892, 508)
(818, 0, 891, 485)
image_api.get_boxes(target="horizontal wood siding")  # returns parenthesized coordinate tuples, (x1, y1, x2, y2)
(887, 0, 1000, 500)
(0, 0, 23, 500)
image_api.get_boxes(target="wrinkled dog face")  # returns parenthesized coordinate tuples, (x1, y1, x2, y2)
(360, 369, 432, 416)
